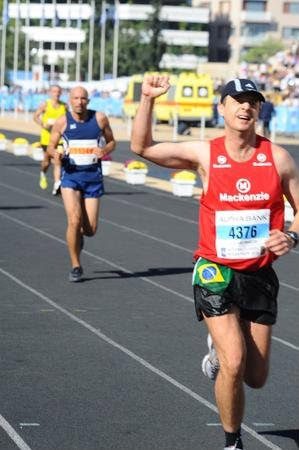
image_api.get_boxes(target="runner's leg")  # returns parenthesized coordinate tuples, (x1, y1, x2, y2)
(81, 197, 100, 237)
(242, 320, 272, 388)
(53, 160, 61, 184)
(41, 149, 51, 173)
(204, 307, 246, 433)
(61, 187, 83, 268)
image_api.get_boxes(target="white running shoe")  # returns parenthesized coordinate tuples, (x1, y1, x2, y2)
(224, 447, 243, 450)
(202, 333, 220, 380)
(52, 180, 61, 196)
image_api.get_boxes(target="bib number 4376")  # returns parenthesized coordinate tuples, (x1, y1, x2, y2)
(228, 225, 257, 239)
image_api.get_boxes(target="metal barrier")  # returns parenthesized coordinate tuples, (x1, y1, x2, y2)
(272, 106, 299, 134)
(1, 94, 298, 136)
(0, 93, 124, 118)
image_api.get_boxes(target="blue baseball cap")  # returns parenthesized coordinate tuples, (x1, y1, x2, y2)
(221, 78, 265, 103)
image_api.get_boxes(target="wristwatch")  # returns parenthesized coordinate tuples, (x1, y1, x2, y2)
(285, 231, 298, 248)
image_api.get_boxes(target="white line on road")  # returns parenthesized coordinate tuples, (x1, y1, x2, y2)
(0, 267, 282, 450)
(0, 414, 32, 450)
(253, 423, 275, 427)
(0, 210, 298, 352)
(103, 217, 194, 253)
(279, 281, 299, 292)
(19, 423, 40, 428)
(0, 210, 193, 305)
(272, 336, 299, 350)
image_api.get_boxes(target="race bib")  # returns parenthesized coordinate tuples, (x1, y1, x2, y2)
(67, 139, 98, 165)
(215, 209, 270, 259)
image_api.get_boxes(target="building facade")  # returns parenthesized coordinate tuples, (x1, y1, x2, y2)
(193, 0, 299, 65)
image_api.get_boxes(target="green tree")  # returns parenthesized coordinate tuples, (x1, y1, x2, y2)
(145, 0, 165, 71)
(243, 38, 285, 64)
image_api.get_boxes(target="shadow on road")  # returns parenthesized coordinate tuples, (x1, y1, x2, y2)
(259, 429, 299, 448)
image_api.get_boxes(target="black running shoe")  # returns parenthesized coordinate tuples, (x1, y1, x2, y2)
(224, 437, 243, 449)
(69, 266, 83, 282)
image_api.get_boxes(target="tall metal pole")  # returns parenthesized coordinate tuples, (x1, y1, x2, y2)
(64, 0, 71, 77)
(13, 0, 20, 83)
(100, 0, 106, 81)
(25, 0, 30, 81)
(112, 0, 119, 80)
(75, 0, 82, 82)
(87, 0, 95, 82)
(39, 0, 45, 69)
(50, 0, 57, 83)
(0, 0, 8, 86)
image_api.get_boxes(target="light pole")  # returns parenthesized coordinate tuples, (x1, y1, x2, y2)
(0, 0, 8, 86)
(13, 0, 20, 83)
(64, 0, 71, 78)
(100, 0, 106, 81)
(112, 0, 119, 80)
(25, 0, 30, 82)
(88, 0, 95, 82)
(50, 0, 57, 83)
(75, 0, 83, 82)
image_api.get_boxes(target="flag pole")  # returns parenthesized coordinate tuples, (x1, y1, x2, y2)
(25, 0, 30, 81)
(100, 0, 106, 81)
(13, 0, 20, 84)
(75, 0, 82, 82)
(112, 0, 119, 80)
(1, 0, 8, 86)
(64, 0, 71, 78)
(39, 0, 45, 70)
(87, 0, 95, 82)
(50, 0, 57, 83)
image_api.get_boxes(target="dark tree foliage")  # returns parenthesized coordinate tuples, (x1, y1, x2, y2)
(145, 0, 166, 71)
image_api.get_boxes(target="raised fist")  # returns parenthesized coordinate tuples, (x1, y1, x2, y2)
(142, 75, 170, 99)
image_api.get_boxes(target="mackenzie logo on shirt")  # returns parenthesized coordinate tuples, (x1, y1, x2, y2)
(213, 155, 231, 169)
(236, 178, 251, 193)
(219, 178, 270, 202)
(213, 154, 231, 168)
(219, 191, 270, 202)
(252, 152, 272, 167)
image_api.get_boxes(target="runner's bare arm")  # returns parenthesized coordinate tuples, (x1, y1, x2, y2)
(265, 143, 299, 255)
(130, 74, 204, 170)
(33, 102, 46, 128)
(272, 143, 299, 226)
(93, 113, 116, 158)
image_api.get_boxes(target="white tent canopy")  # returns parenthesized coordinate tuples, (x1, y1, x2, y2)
(21, 26, 86, 44)
(8, 2, 92, 20)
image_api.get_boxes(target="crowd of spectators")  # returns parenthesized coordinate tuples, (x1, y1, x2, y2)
(237, 46, 299, 106)
(211, 46, 299, 108)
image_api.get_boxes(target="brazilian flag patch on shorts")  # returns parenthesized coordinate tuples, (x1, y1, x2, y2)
(192, 257, 233, 294)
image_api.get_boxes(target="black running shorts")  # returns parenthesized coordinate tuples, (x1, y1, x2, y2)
(193, 265, 279, 325)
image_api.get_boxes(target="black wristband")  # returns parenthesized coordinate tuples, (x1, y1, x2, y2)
(285, 231, 298, 248)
